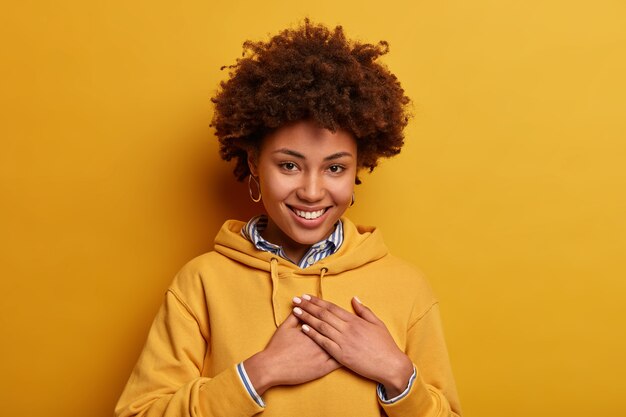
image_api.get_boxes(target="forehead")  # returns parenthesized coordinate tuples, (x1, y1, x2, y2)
(260, 120, 356, 157)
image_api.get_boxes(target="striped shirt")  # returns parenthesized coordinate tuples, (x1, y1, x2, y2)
(241, 214, 343, 268)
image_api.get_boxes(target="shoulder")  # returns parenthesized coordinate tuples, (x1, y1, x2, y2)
(179, 251, 231, 273)
(163, 251, 243, 323)
(378, 254, 436, 297)
(167, 251, 229, 297)
(370, 254, 440, 324)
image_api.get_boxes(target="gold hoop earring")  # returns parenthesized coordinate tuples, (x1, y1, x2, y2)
(248, 175, 262, 203)
(350, 193, 355, 207)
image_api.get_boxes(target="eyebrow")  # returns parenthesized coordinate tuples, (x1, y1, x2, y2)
(272, 148, 354, 161)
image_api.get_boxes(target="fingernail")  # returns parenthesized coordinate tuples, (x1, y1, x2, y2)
(354, 296, 362, 304)
(293, 296, 302, 304)
(293, 307, 303, 315)
(302, 324, 310, 332)
(302, 294, 312, 301)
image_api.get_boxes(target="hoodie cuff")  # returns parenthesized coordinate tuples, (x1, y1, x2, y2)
(196, 364, 265, 416)
(237, 362, 266, 407)
(378, 368, 440, 417)
(377, 367, 417, 404)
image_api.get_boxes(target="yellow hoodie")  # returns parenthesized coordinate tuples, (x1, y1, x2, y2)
(115, 218, 461, 417)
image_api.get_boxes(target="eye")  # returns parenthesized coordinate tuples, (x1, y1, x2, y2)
(280, 162, 298, 171)
(328, 164, 345, 174)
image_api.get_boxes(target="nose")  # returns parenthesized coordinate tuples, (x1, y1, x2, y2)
(296, 172, 325, 202)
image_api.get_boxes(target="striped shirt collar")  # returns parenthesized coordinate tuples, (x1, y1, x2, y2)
(241, 215, 343, 268)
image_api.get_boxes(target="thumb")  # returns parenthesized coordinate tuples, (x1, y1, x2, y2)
(351, 296, 382, 324)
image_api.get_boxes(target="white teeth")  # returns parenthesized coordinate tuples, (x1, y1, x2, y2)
(294, 208, 325, 220)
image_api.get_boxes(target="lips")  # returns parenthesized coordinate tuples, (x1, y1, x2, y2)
(290, 207, 327, 220)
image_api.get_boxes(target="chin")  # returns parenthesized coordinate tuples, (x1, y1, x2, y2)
(292, 225, 336, 245)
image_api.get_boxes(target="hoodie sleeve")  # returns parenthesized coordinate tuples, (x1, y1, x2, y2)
(379, 302, 462, 417)
(114, 289, 264, 417)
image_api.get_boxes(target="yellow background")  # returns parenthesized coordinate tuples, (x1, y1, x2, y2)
(1, 1, 625, 416)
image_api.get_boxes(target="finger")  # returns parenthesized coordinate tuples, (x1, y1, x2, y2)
(351, 296, 383, 325)
(294, 300, 348, 332)
(299, 294, 354, 322)
(301, 323, 342, 359)
(281, 311, 300, 328)
(319, 356, 342, 375)
(292, 306, 343, 340)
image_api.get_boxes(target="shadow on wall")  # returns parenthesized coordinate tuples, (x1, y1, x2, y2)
(211, 162, 265, 227)
(185, 126, 264, 238)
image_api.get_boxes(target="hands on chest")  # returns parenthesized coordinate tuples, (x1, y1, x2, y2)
(244, 294, 414, 398)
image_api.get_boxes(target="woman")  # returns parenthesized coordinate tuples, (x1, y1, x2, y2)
(116, 20, 461, 417)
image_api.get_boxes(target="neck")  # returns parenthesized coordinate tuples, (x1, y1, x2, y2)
(261, 220, 312, 265)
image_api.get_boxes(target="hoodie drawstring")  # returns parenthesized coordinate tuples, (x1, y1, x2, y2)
(269, 259, 329, 327)
(269, 257, 280, 328)
(318, 267, 328, 300)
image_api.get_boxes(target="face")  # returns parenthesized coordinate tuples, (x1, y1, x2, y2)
(249, 120, 357, 262)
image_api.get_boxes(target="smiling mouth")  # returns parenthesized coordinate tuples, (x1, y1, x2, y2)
(290, 207, 328, 220)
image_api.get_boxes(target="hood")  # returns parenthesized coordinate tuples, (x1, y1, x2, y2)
(213, 217, 388, 326)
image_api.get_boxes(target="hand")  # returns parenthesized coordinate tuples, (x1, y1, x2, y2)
(243, 313, 340, 395)
(292, 295, 414, 398)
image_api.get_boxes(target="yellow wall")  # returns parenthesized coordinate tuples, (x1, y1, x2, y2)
(1, 1, 625, 416)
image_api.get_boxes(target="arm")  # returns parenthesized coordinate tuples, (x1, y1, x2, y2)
(116, 290, 342, 417)
(380, 302, 462, 417)
(115, 290, 263, 417)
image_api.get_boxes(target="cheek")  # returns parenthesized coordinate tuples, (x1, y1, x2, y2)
(260, 173, 292, 201)
(334, 181, 355, 204)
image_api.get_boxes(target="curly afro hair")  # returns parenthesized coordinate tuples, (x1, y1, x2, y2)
(211, 19, 411, 184)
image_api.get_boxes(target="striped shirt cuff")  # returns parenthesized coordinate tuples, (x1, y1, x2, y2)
(236, 362, 266, 408)
(377, 367, 417, 404)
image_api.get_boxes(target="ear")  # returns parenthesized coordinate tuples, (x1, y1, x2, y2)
(247, 152, 259, 177)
